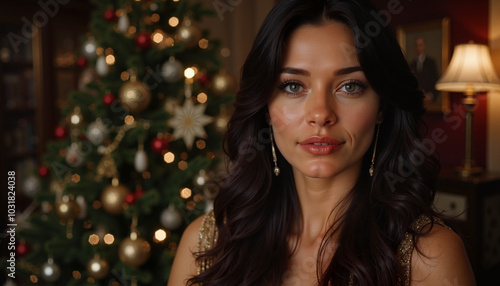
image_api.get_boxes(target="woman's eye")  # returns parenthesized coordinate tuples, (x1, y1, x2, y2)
(278, 81, 304, 94)
(343, 83, 357, 92)
(286, 83, 302, 93)
(339, 81, 365, 94)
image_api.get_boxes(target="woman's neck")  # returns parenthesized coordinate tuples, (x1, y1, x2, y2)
(292, 166, 360, 243)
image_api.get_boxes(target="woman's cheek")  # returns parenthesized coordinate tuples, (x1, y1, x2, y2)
(269, 101, 304, 132)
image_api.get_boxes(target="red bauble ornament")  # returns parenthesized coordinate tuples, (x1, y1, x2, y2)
(103, 92, 115, 106)
(150, 137, 169, 154)
(38, 165, 50, 177)
(135, 32, 152, 50)
(54, 125, 68, 139)
(197, 73, 210, 86)
(125, 193, 136, 205)
(104, 9, 117, 22)
(16, 241, 30, 257)
(76, 56, 87, 68)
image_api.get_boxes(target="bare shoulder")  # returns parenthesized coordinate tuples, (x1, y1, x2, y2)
(410, 224, 476, 286)
(167, 213, 206, 286)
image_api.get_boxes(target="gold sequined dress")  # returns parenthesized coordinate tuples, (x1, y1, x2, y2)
(196, 210, 449, 285)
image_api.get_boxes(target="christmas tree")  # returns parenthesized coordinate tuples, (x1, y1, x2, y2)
(4, 0, 235, 285)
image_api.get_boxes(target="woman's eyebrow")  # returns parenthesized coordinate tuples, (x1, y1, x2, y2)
(279, 66, 363, 76)
(279, 67, 310, 76)
(334, 66, 363, 76)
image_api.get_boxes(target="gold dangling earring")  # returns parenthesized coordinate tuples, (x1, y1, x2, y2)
(269, 126, 280, 176)
(369, 123, 381, 177)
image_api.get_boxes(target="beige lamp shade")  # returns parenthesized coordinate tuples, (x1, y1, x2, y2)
(436, 43, 500, 93)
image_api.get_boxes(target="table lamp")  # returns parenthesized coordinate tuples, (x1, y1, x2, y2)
(436, 42, 500, 177)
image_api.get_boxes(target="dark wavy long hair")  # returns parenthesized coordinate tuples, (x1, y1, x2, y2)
(188, 0, 442, 285)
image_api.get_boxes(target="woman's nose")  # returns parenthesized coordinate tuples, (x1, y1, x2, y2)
(305, 88, 336, 127)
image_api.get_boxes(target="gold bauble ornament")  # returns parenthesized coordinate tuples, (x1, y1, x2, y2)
(100, 182, 131, 215)
(119, 74, 151, 113)
(87, 255, 110, 279)
(118, 235, 151, 267)
(211, 71, 236, 96)
(54, 195, 80, 224)
(175, 17, 202, 49)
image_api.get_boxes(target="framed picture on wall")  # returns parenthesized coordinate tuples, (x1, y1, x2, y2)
(397, 17, 450, 113)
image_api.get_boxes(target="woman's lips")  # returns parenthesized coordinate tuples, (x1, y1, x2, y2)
(298, 136, 344, 155)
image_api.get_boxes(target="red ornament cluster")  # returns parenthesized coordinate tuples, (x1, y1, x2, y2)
(151, 137, 169, 154)
(38, 165, 50, 177)
(125, 188, 145, 205)
(76, 56, 87, 68)
(104, 8, 117, 22)
(197, 72, 210, 86)
(135, 32, 152, 50)
(103, 92, 116, 106)
(16, 241, 30, 257)
(54, 125, 68, 139)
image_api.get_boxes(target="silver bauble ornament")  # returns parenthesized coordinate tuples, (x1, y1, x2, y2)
(40, 258, 61, 282)
(117, 13, 130, 33)
(96, 55, 109, 77)
(86, 118, 109, 146)
(160, 204, 183, 230)
(23, 175, 41, 198)
(82, 37, 97, 59)
(66, 143, 84, 167)
(161, 56, 184, 83)
(134, 149, 148, 173)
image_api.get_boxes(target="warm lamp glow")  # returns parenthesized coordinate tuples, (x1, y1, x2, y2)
(436, 42, 500, 177)
(436, 43, 500, 93)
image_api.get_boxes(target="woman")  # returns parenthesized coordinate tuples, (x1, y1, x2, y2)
(168, 0, 475, 285)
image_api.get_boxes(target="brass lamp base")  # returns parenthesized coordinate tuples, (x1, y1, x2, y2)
(454, 165, 483, 177)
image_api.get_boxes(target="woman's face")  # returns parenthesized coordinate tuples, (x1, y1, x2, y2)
(268, 21, 382, 179)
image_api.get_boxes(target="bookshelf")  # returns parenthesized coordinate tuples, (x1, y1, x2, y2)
(0, 20, 42, 199)
(0, 2, 92, 247)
